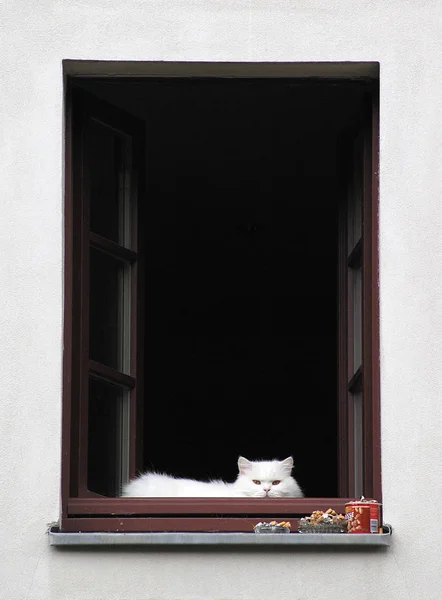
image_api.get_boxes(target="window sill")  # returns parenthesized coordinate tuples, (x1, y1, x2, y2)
(49, 525, 392, 547)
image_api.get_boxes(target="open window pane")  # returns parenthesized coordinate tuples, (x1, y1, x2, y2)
(88, 119, 131, 247)
(89, 247, 131, 372)
(87, 377, 130, 497)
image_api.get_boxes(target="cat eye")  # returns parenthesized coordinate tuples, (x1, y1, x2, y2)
(252, 480, 261, 485)
(272, 480, 281, 485)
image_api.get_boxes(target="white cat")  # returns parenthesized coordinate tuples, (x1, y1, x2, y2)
(122, 456, 303, 498)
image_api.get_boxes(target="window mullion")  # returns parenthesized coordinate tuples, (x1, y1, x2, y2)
(89, 360, 136, 388)
(90, 231, 137, 263)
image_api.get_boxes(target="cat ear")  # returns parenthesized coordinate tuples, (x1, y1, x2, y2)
(238, 456, 252, 475)
(281, 456, 294, 473)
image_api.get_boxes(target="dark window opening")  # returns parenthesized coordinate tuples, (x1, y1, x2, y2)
(63, 72, 380, 532)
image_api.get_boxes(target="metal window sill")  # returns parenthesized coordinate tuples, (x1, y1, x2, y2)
(49, 525, 392, 547)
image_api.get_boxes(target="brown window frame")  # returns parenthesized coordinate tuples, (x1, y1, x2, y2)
(61, 77, 380, 533)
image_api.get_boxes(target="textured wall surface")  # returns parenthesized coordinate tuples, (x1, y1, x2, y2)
(1, 1, 442, 599)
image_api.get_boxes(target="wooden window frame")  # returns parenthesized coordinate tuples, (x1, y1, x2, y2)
(61, 77, 380, 533)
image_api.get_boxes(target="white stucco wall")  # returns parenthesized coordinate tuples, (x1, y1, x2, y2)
(1, 1, 442, 599)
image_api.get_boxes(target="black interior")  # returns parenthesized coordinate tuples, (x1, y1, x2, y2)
(82, 77, 366, 497)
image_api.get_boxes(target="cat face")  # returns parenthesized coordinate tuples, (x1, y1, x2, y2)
(235, 456, 299, 498)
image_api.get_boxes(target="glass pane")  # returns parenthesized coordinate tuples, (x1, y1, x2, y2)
(353, 392, 364, 498)
(352, 182, 362, 247)
(352, 266, 362, 367)
(347, 183, 362, 250)
(89, 247, 130, 372)
(88, 119, 131, 247)
(87, 377, 130, 497)
(347, 141, 363, 250)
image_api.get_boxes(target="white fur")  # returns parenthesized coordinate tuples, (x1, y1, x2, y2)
(122, 456, 303, 498)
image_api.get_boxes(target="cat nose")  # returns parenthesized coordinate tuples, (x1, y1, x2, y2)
(263, 487, 271, 492)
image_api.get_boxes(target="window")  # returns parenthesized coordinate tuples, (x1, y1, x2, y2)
(62, 70, 380, 532)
